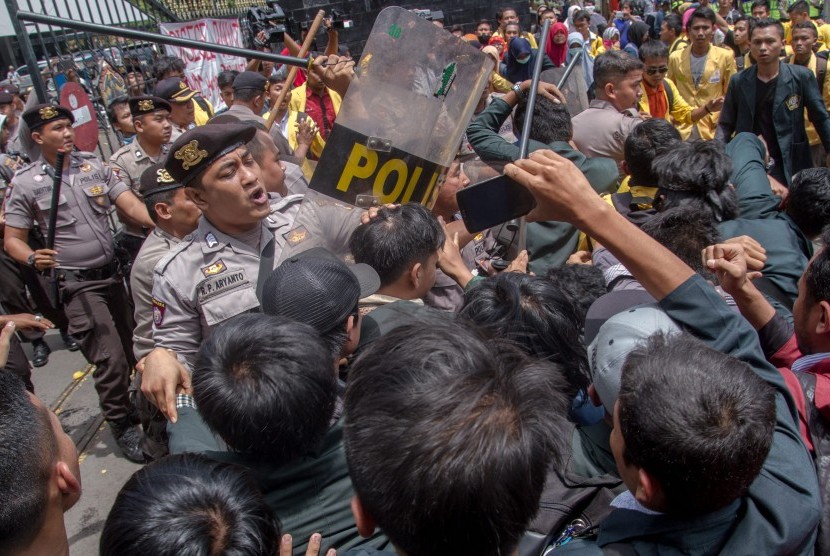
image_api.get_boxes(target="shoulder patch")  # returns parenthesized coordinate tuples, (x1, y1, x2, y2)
(283, 225, 310, 246)
(196, 268, 250, 302)
(152, 298, 166, 326)
(201, 259, 227, 277)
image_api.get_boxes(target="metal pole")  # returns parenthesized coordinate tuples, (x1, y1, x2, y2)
(557, 49, 582, 91)
(519, 18, 551, 159)
(5, 0, 49, 102)
(17, 11, 310, 69)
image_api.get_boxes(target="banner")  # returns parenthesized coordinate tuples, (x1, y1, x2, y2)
(159, 19, 247, 107)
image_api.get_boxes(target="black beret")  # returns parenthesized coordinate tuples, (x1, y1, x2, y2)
(155, 77, 197, 103)
(22, 104, 74, 131)
(129, 95, 172, 118)
(232, 71, 268, 93)
(165, 123, 257, 187)
(140, 162, 183, 197)
(0, 92, 12, 106)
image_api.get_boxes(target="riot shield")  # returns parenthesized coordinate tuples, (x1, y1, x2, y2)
(279, 7, 493, 261)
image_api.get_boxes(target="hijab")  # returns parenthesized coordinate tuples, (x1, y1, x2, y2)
(566, 5, 581, 32)
(482, 45, 501, 70)
(602, 27, 620, 50)
(546, 23, 570, 66)
(504, 37, 536, 83)
(627, 21, 650, 48)
(489, 35, 508, 60)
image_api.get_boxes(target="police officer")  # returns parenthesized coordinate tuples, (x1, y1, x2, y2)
(3, 104, 155, 463)
(150, 123, 302, 370)
(155, 77, 197, 142)
(109, 96, 172, 261)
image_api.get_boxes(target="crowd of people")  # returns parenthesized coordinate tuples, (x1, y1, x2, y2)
(1, 0, 830, 554)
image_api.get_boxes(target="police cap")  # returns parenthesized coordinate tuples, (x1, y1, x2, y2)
(2, 84, 19, 95)
(22, 104, 74, 131)
(129, 95, 172, 118)
(232, 71, 268, 94)
(0, 92, 12, 106)
(155, 77, 198, 103)
(165, 123, 257, 187)
(140, 162, 183, 198)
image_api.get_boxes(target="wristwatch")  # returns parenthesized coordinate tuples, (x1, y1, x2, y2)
(511, 82, 527, 99)
(27, 253, 36, 268)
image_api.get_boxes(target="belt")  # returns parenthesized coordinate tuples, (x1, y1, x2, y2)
(58, 261, 119, 282)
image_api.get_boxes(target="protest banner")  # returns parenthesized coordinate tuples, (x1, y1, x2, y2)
(159, 19, 247, 107)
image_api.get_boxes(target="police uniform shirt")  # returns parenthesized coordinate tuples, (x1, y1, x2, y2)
(572, 100, 643, 165)
(4, 152, 129, 268)
(151, 197, 302, 368)
(170, 122, 194, 143)
(109, 141, 171, 195)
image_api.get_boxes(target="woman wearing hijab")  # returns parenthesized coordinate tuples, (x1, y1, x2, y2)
(622, 21, 650, 59)
(488, 35, 508, 61)
(502, 37, 554, 84)
(482, 45, 513, 93)
(566, 5, 581, 33)
(545, 22, 570, 67)
(566, 32, 595, 89)
(602, 26, 621, 52)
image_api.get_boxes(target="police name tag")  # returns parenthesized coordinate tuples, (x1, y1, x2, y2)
(196, 269, 249, 301)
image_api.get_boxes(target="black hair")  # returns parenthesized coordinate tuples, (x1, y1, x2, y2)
(349, 203, 444, 287)
(749, 16, 785, 39)
(751, 0, 770, 11)
(505, 21, 522, 31)
(106, 96, 129, 126)
(514, 96, 573, 142)
(478, 19, 493, 29)
(100, 453, 280, 556)
(733, 13, 749, 26)
(787, 168, 830, 238)
(573, 9, 591, 22)
(344, 321, 570, 556)
(620, 0, 635, 8)
(788, 0, 810, 13)
(624, 118, 681, 186)
(639, 39, 669, 61)
(663, 13, 683, 36)
(687, 7, 716, 30)
(143, 188, 177, 225)
(792, 20, 819, 37)
(593, 50, 645, 90)
(247, 129, 278, 167)
(0, 372, 56, 552)
(619, 333, 776, 516)
(217, 70, 239, 89)
(641, 205, 721, 277)
(460, 272, 590, 396)
(497, 6, 518, 21)
(233, 87, 264, 103)
(654, 140, 739, 221)
(545, 264, 608, 326)
(804, 226, 830, 305)
(192, 314, 337, 464)
(153, 55, 186, 81)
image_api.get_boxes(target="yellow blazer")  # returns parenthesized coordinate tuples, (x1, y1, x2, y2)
(667, 45, 736, 140)
(288, 84, 342, 159)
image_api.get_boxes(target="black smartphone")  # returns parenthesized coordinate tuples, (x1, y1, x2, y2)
(457, 174, 537, 234)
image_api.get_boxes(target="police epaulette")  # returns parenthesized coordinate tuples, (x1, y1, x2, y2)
(269, 193, 304, 213)
(153, 234, 196, 275)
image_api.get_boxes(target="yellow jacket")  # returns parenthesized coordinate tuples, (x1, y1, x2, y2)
(667, 45, 736, 140)
(637, 77, 695, 126)
(288, 84, 342, 159)
(192, 97, 214, 126)
(792, 53, 830, 146)
(491, 72, 513, 94)
(589, 35, 605, 58)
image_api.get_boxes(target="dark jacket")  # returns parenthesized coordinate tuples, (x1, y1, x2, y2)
(168, 409, 390, 556)
(715, 62, 830, 185)
(466, 97, 618, 273)
(560, 276, 821, 554)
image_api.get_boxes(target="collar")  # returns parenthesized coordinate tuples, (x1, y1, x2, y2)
(133, 139, 170, 162)
(611, 491, 662, 515)
(306, 85, 329, 99)
(153, 226, 180, 244)
(589, 99, 636, 116)
(793, 352, 830, 373)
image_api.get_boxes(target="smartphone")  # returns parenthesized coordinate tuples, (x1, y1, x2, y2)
(457, 174, 537, 234)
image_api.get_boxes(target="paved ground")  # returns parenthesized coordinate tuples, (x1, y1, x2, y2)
(24, 328, 141, 555)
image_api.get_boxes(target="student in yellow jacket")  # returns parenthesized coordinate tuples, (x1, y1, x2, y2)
(667, 7, 735, 140)
(288, 77, 342, 159)
(638, 41, 724, 127)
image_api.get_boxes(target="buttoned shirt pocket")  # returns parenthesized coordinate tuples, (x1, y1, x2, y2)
(82, 183, 112, 213)
(35, 194, 76, 228)
(198, 273, 260, 328)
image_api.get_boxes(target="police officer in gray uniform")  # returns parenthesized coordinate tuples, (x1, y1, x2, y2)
(3, 104, 155, 463)
(109, 96, 172, 261)
(151, 123, 302, 370)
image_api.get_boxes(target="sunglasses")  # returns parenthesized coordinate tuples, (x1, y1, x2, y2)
(646, 66, 669, 75)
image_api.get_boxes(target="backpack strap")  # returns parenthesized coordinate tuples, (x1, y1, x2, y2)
(193, 95, 214, 118)
(663, 78, 674, 108)
(817, 51, 828, 92)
